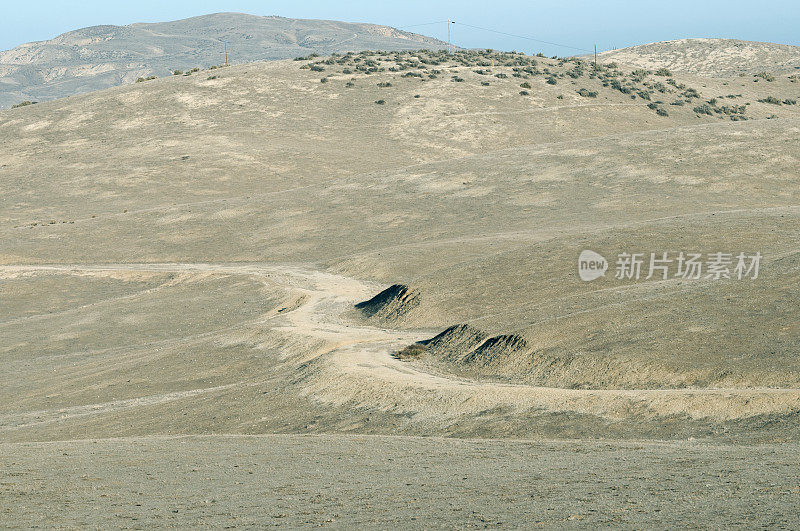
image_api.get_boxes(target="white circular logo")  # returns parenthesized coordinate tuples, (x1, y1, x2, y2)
(578, 250, 608, 281)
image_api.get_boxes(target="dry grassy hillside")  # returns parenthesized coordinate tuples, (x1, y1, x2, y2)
(1, 50, 800, 445)
(598, 38, 800, 77)
(0, 12, 449, 108)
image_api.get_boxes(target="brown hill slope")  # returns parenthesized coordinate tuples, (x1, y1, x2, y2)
(598, 38, 800, 77)
(2, 50, 800, 442)
(0, 12, 448, 108)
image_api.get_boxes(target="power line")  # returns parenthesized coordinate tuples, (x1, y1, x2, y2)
(453, 21, 593, 54)
(398, 21, 449, 29)
(396, 19, 593, 54)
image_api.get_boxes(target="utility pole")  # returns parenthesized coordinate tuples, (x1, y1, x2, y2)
(225, 40, 228, 66)
(447, 20, 451, 54)
(594, 44, 597, 70)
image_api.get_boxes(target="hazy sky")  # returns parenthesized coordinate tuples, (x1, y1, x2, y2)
(2, 1, 799, 54)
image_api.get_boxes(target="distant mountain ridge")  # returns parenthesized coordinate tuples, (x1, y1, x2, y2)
(597, 38, 800, 77)
(0, 12, 449, 108)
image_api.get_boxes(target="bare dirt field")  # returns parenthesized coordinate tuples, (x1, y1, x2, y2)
(2, 435, 799, 528)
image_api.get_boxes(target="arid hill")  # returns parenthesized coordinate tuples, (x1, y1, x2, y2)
(2, 48, 799, 443)
(2, 44, 800, 528)
(0, 12, 448, 108)
(598, 38, 800, 77)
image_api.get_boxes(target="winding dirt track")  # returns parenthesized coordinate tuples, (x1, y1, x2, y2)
(3, 262, 799, 429)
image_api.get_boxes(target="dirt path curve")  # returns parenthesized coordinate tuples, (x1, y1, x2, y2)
(3, 263, 800, 424)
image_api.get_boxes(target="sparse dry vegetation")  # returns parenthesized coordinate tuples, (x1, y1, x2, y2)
(393, 343, 428, 361)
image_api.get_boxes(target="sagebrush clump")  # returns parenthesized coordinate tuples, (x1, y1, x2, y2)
(394, 343, 428, 361)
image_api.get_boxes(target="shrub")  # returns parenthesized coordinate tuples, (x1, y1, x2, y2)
(783, 99, 797, 105)
(393, 343, 428, 361)
(375, 99, 385, 105)
(670, 99, 685, 106)
(377, 81, 392, 87)
(11, 101, 36, 108)
(481, 81, 490, 86)
(310, 65, 325, 72)
(320, 77, 328, 83)
(609, 80, 631, 94)
(755, 72, 775, 82)
(576, 88, 597, 98)
(758, 96, 782, 105)
(546, 77, 557, 85)
(520, 82, 532, 89)
(655, 67, 672, 76)
(520, 90, 530, 96)
(694, 104, 714, 115)
(718, 105, 746, 115)
(656, 107, 669, 116)
(172, 70, 183, 76)
(637, 90, 651, 101)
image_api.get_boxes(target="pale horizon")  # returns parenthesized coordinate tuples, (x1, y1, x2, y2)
(2, 1, 799, 56)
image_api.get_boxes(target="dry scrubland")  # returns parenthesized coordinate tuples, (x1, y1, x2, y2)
(598, 38, 800, 77)
(2, 46, 800, 526)
(0, 12, 449, 108)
